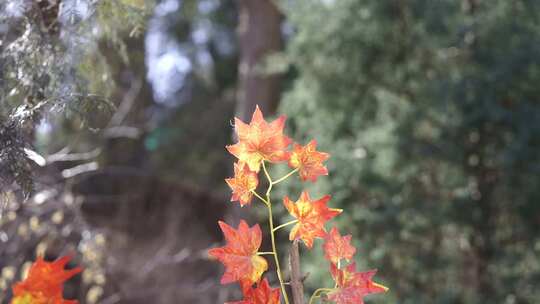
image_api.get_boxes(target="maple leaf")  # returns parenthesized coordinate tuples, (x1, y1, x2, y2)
(226, 278, 281, 304)
(226, 105, 292, 172)
(11, 256, 82, 304)
(226, 162, 259, 206)
(288, 140, 330, 182)
(209, 220, 268, 286)
(327, 263, 388, 304)
(283, 191, 342, 248)
(323, 227, 356, 265)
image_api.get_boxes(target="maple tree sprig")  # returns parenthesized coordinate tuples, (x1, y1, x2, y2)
(215, 105, 388, 304)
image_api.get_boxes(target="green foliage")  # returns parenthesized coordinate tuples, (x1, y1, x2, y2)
(281, 0, 540, 303)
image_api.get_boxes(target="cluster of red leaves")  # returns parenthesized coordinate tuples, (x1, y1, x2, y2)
(225, 106, 330, 207)
(213, 106, 388, 304)
(10, 256, 82, 304)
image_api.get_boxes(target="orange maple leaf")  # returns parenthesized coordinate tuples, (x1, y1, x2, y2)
(209, 220, 268, 286)
(227, 105, 292, 172)
(283, 191, 342, 248)
(288, 140, 329, 182)
(226, 162, 259, 206)
(327, 263, 388, 304)
(11, 256, 82, 304)
(323, 227, 356, 265)
(226, 278, 281, 304)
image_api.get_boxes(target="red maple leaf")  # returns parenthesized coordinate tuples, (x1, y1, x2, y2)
(226, 278, 281, 304)
(283, 191, 342, 248)
(227, 105, 292, 172)
(226, 162, 259, 206)
(11, 256, 82, 304)
(327, 263, 388, 304)
(323, 227, 356, 265)
(209, 220, 268, 286)
(288, 140, 329, 182)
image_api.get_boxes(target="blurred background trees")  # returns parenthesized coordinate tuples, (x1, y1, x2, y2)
(1, 0, 539, 303)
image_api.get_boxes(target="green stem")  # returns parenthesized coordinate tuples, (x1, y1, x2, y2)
(309, 295, 320, 304)
(252, 190, 269, 206)
(273, 168, 299, 185)
(273, 219, 298, 232)
(268, 200, 290, 304)
(334, 260, 341, 288)
(308, 288, 334, 304)
(262, 161, 290, 304)
(262, 161, 273, 197)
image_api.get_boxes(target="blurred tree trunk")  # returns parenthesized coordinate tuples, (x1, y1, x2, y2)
(98, 36, 153, 169)
(235, 0, 283, 120)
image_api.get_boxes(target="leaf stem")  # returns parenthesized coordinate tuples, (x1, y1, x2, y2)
(273, 168, 299, 185)
(309, 295, 320, 304)
(257, 252, 276, 256)
(308, 288, 334, 304)
(251, 190, 269, 206)
(262, 161, 274, 197)
(273, 219, 298, 232)
(334, 260, 340, 288)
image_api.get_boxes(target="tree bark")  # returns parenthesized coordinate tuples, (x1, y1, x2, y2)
(236, 0, 283, 120)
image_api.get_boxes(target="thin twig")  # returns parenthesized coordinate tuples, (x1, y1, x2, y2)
(273, 168, 298, 185)
(251, 190, 269, 206)
(262, 160, 290, 304)
(273, 219, 298, 232)
(289, 239, 305, 304)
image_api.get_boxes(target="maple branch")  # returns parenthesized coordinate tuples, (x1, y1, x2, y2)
(251, 190, 269, 206)
(257, 252, 276, 256)
(262, 161, 274, 197)
(289, 239, 305, 304)
(273, 219, 298, 232)
(261, 160, 291, 304)
(273, 168, 299, 185)
(267, 200, 291, 304)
